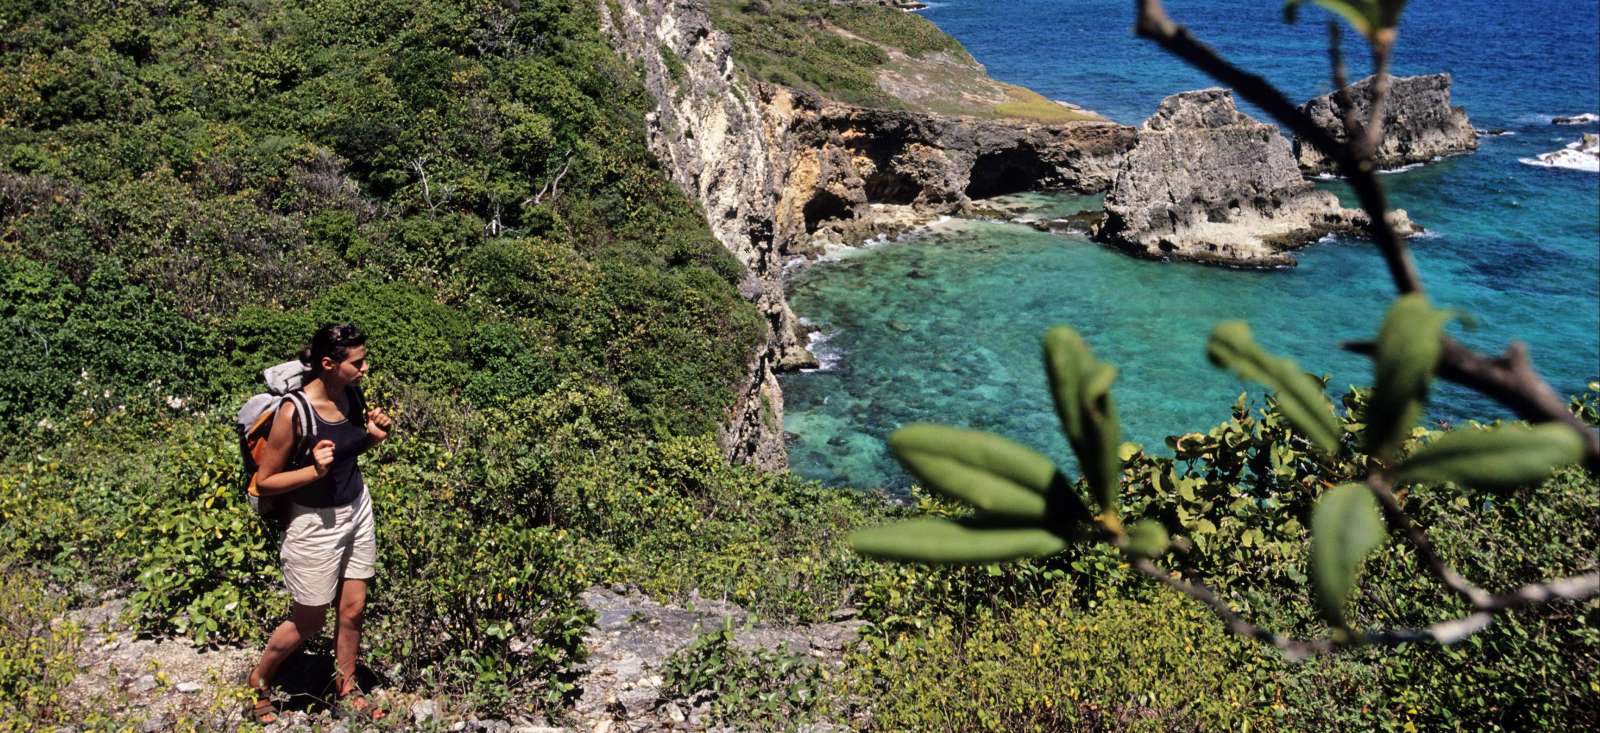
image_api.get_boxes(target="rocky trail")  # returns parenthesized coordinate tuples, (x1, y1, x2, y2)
(55, 588, 862, 732)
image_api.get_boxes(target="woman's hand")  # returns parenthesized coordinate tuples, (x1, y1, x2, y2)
(312, 439, 337, 476)
(366, 407, 393, 444)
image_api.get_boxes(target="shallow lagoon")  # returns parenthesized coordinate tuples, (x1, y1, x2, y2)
(781, 0, 1600, 491)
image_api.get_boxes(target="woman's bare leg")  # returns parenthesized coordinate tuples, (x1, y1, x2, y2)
(332, 578, 368, 693)
(248, 603, 328, 690)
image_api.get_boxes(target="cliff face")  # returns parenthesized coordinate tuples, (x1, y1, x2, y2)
(1094, 89, 1412, 267)
(1295, 74, 1478, 174)
(600, 0, 794, 470)
(602, 0, 1131, 469)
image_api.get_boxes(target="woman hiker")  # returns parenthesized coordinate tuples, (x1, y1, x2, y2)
(245, 323, 392, 723)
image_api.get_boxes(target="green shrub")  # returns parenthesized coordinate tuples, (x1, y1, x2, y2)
(310, 274, 471, 393)
(847, 591, 1282, 732)
(0, 256, 213, 437)
(370, 509, 593, 711)
(663, 620, 825, 729)
(126, 422, 285, 645)
(0, 561, 80, 728)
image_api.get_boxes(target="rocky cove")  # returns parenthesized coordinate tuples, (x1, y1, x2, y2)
(603, 0, 1501, 470)
(601, 0, 1134, 469)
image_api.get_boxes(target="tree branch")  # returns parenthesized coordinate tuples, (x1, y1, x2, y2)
(524, 151, 576, 208)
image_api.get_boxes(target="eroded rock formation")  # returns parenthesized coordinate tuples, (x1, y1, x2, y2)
(1295, 74, 1478, 174)
(602, 0, 1131, 468)
(1094, 89, 1412, 267)
(780, 98, 1134, 248)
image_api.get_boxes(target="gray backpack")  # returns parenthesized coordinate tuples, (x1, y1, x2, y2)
(235, 361, 318, 517)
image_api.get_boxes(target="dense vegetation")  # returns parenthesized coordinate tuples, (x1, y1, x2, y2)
(1, 0, 1594, 729)
(838, 389, 1600, 730)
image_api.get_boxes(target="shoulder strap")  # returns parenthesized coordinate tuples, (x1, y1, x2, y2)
(285, 391, 317, 458)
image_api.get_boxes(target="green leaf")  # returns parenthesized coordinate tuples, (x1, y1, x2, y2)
(1395, 424, 1585, 489)
(1310, 483, 1387, 625)
(849, 515, 1071, 564)
(1284, 0, 1408, 40)
(1205, 321, 1342, 455)
(889, 424, 1068, 520)
(1367, 295, 1451, 460)
(1042, 326, 1123, 514)
(1125, 520, 1170, 558)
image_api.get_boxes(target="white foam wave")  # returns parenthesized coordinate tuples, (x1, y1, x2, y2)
(1519, 136, 1600, 172)
(804, 328, 843, 371)
(1377, 159, 1435, 175)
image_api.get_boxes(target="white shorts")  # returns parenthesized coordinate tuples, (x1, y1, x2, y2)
(280, 488, 377, 606)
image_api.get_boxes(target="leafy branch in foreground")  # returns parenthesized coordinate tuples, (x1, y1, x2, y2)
(853, 320, 1596, 658)
(851, 0, 1600, 658)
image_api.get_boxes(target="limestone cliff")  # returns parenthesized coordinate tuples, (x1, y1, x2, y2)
(601, 0, 1131, 469)
(1295, 74, 1478, 174)
(1094, 89, 1413, 267)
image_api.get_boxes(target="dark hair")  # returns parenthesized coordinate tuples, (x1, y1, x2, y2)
(298, 323, 367, 376)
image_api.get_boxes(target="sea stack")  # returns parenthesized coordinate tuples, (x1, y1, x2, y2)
(1295, 74, 1478, 174)
(1092, 89, 1410, 268)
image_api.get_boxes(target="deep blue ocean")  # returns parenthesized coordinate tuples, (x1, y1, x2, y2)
(780, 0, 1600, 491)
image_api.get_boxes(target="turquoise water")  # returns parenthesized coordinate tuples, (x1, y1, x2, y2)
(780, 1, 1600, 491)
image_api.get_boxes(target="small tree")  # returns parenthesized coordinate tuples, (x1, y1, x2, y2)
(850, 0, 1599, 658)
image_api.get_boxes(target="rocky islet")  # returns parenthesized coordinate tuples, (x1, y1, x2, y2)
(1092, 89, 1413, 267)
(1294, 73, 1479, 174)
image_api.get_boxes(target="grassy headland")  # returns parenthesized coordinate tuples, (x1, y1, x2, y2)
(708, 0, 1101, 122)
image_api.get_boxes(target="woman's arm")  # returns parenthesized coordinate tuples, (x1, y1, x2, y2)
(254, 400, 335, 496)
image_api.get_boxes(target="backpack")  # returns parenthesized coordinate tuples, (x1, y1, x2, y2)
(236, 361, 317, 518)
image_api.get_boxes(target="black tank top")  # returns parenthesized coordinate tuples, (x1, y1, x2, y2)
(292, 394, 367, 508)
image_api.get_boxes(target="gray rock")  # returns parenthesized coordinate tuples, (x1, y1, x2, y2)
(413, 699, 439, 726)
(132, 674, 157, 693)
(1295, 74, 1478, 173)
(1093, 89, 1412, 267)
(174, 681, 201, 693)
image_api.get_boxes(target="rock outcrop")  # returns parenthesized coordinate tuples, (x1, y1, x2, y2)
(1295, 74, 1478, 174)
(781, 97, 1134, 248)
(1094, 89, 1412, 267)
(602, 0, 1132, 468)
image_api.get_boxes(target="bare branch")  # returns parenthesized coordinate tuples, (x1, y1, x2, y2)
(1133, 0, 1423, 296)
(1326, 22, 1370, 158)
(409, 157, 452, 212)
(524, 151, 576, 208)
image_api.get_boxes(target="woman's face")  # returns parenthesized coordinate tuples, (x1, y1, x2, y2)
(322, 345, 370, 386)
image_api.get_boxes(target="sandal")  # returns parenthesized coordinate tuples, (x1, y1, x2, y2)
(248, 688, 280, 725)
(335, 680, 387, 722)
